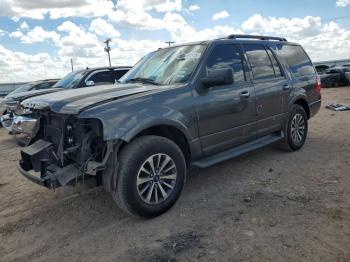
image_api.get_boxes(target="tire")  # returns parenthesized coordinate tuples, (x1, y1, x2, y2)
(279, 104, 308, 151)
(112, 135, 187, 218)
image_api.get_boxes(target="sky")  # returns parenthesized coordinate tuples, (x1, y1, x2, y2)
(0, 0, 350, 82)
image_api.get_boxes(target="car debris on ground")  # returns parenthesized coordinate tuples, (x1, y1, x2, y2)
(326, 103, 350, 111)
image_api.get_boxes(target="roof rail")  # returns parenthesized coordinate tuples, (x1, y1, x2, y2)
(226, 34, 287, 42)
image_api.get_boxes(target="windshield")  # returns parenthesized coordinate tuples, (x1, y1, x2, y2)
(10, 83, 33, 94)
(53, 70, 86, 89)
(119, 44, 207, 85)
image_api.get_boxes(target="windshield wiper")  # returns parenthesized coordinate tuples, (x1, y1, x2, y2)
(126, 77, 160, 85)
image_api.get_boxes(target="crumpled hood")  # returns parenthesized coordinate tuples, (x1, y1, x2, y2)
(22, 83, 163, 114)
(5, 88, 61, 103)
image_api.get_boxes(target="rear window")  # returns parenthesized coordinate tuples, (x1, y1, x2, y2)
(114, 69, 129, 80)
(276, 44, 315, 77)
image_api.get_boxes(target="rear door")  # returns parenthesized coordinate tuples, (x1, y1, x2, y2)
(194, 43, 256, 156)
(243, 43, 290, 137)
(275, 44, 319, 105)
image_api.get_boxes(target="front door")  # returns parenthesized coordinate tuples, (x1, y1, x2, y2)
(193, 43, 256, 156)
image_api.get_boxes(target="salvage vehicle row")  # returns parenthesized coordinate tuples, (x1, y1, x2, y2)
(1, 66, 130, 138)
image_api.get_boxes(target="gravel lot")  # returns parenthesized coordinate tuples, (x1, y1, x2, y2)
(1, 87, 350, 262)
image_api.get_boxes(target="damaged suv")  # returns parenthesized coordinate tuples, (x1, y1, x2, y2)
(18, 35, 321, 217)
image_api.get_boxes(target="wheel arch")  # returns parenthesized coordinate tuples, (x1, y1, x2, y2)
(124, 124, 192, 165)
(293, 98, 310, 119)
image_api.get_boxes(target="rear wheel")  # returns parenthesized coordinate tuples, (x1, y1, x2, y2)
(280, 104, 308, 151)
(112, 135, 186, 218)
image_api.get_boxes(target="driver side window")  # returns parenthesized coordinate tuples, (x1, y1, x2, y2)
(206, 44, 247, 83)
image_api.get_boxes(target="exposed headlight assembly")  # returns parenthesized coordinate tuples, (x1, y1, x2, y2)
(21, 101, 49, 110)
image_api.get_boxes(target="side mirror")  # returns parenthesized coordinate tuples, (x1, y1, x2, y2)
(201, 68, 234, 88)
(85, 80, 95, 87)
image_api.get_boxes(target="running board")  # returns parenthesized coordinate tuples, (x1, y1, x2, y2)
(192, 132, 284, 168)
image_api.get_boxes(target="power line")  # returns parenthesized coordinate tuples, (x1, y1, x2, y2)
(165, 41, 175, 47)
(323, 15, 350, 22)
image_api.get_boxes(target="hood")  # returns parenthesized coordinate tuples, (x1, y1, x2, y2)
(5, 88, 61, 102)
(22, 83, 163, 114)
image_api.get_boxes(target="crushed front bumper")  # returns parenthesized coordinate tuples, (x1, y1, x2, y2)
(18, 139, 80, 189)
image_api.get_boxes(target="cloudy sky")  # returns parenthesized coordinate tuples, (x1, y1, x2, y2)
(0, 0, 350, 82)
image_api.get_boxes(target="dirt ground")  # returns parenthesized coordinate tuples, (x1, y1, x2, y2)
(0, 87, 350, 262)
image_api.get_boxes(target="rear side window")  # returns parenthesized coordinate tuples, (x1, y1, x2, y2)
(243, 44, 276, 80)
(206, 44, 247, 82)
(266, 49, 283, 77)
(276, 44, 315, 77)
(114, 69, 129, 80)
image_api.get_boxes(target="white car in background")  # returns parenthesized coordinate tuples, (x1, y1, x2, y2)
(0, 98, 8, 127)
(0, 97, 6, 116)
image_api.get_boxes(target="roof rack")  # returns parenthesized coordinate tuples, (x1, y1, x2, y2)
(226, 34, 287, 42)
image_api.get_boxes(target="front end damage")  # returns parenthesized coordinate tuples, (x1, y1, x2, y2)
(1, 99, 36, 134)
(18, 112, 120, 189)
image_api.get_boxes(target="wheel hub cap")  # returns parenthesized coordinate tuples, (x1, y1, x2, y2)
(291, 113, 305, 144)
(136, 153, 177, 205)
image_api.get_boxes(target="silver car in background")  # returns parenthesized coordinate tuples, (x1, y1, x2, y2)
(0, 97, 6, 117)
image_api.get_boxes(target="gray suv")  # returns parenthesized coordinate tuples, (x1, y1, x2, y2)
(18, 35, 321, 217)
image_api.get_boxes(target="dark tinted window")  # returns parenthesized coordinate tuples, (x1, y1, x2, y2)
(33, 82, 54, 90)
(114, 69, 129, 80)
(10, 84, 33, 94)
(266, 49, 283, 77)
(243, 44, 275, 80)
(206, 44, 246, 82)
(53, 70, 85, 89)
(276, 44, 315, 77)
(88, 71, 113, 84)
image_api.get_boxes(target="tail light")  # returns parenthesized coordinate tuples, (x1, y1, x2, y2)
(315, 75, 321, 93)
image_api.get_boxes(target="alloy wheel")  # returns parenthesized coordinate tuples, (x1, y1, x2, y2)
(291, 113, 305, 144)
(136, 153, 177, 205)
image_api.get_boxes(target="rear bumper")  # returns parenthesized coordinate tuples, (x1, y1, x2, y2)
(309, 99, 321, 118)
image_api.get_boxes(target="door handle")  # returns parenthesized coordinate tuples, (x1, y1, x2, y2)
(283, 84, 291, 90)
(239, 91, 250, 98)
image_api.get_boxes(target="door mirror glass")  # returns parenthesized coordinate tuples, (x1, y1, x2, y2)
(85, 80, 95, 87)
(201, 68, 234, 88)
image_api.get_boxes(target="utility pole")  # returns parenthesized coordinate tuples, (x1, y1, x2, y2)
(104, 38, 112, 67)
(165, 41, 175, 47)
(70, 58, 74, 72)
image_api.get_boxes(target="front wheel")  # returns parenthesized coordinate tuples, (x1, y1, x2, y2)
(281, 104, 308, 151)
(112, 136, 187, 218)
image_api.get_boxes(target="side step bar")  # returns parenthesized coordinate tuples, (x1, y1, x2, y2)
(192, 132, 284, 168)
